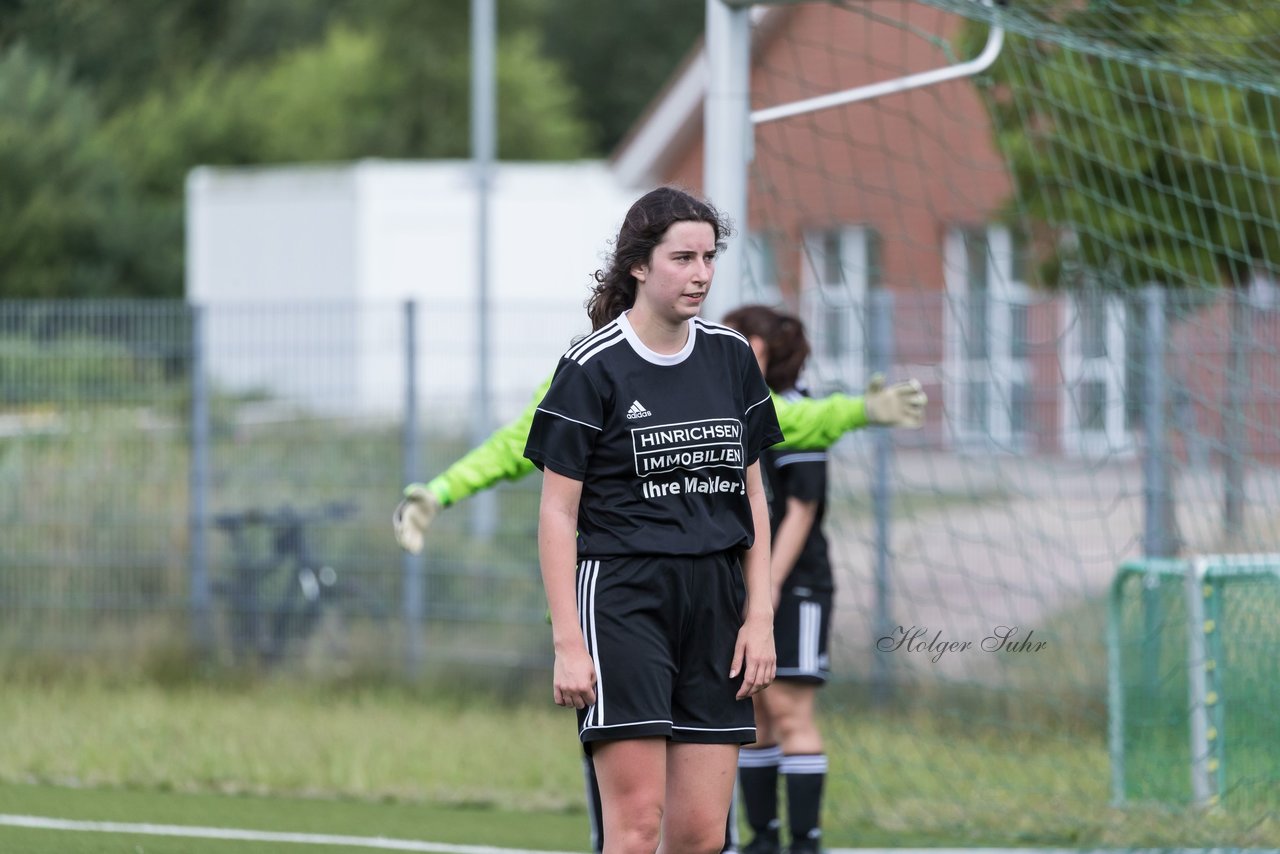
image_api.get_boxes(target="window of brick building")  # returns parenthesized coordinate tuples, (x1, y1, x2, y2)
(944, 225, 1034, 451)
(799, 226, 880, 395)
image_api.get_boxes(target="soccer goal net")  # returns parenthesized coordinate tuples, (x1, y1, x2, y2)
(728, 0, 1280, 843)
(1108, 555, 1280, 810)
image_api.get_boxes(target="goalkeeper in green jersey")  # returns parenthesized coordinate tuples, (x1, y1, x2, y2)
(392, 369, 925, 554)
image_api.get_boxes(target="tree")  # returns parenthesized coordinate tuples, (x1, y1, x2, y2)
(0, 0, 702, 156)
(977, 6, 1280, 293)
(0, 0, 337, 114)
(1, 3, 593, 297)
(0, 0, 697, 297)
(0, 44, 159, 297)
(966, 3, 1280, 548)
(534, 0, 704, 152)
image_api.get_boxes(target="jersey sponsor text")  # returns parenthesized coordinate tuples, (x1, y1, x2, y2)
(641, 475, 744, 499)
(637, 446, 742, 476)
(634, 420, 740, 448)
(632, 418, 744, 477)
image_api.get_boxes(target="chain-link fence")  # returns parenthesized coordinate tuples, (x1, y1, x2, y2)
(0, 299, 562, 676)
(1, 294, 1277, 694)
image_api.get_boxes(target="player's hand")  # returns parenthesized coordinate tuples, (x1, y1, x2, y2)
(553, 644, 597, 709)
(864, 373, 927, 429)
(731, 612, 776, 700)
(392, 484, 442, 555)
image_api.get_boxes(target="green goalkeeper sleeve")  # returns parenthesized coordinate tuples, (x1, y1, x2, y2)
(774, 389, 868, 447)
(418, 375, 550, 507)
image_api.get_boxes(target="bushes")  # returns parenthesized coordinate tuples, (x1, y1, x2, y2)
(0, 334, 168, 406)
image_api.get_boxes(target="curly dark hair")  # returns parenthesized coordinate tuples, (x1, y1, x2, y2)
(585, 186, 732, 331)
(721, 303, 810, 392)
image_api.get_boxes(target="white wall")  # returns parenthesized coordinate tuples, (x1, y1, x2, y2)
(186, 160, 641, 423)
(187, 165, 360, 303)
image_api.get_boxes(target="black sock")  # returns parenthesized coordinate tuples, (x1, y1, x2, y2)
(583, 754, 603, 854)
(781, 752, 827, 850)
(737, 744, 782, 842)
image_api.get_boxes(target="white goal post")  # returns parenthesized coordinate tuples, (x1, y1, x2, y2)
(701, 0, 1004, 319)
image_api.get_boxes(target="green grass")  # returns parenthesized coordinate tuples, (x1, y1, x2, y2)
(0, 679, 583, 811)
(0, 782, 590, 853)
(0, 676, 1277, 850)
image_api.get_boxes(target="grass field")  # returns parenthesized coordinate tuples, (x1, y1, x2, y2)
(0, 674, 1276, 851)
(0, 782, 587, 853)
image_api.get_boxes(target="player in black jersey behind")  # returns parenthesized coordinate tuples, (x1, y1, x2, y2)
(722, 306, 837, 854)
(524, 187, 782, 854)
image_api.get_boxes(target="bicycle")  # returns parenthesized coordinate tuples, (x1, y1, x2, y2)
(211, 501, 357, 666)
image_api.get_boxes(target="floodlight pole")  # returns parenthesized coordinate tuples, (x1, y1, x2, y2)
(470, 0, 497, 539)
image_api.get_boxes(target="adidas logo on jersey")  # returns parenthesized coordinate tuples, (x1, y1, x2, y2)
(626, 400, 652, 420)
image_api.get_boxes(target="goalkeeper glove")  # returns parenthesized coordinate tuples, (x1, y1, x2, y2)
(392, 484, 442, 555)
(864, 373, 927, 429)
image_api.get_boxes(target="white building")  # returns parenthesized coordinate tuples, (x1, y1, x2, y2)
(186, 159, 641, 422)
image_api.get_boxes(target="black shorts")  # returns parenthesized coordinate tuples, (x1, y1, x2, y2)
(774, 585, 832, 684)
(575, 551, 756, 747)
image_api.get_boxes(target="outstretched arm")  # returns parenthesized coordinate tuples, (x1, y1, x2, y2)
(421, 374, 549, 508)
(773, 375, 925, 448)
(773, 391, 867, 449)
(395, 373, 926, 552)
(392, 374, 549, 554)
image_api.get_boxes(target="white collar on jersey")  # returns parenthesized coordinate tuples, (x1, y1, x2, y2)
(618, 311, 696, 366)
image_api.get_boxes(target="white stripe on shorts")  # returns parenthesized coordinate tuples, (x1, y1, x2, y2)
(800, 600, 821, 674)
(670, 725, 757, 733)
(578, 560, 603, 728)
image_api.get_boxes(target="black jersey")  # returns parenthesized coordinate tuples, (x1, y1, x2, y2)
(761, 390, 833, 592)
(524, 312, 783, 558)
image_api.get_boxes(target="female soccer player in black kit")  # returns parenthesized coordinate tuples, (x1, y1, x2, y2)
(524, 187, 782, 854)
(723, 305, 831, 854)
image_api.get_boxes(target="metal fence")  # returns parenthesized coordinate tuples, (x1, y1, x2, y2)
(0, 293, 1277, 686)
(0, 299, 562, 676)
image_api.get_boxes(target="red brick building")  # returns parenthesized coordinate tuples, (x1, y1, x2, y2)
(612, 2, 1279, 462)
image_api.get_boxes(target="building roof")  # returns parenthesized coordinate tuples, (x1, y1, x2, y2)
(609, 6, 790, 189)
